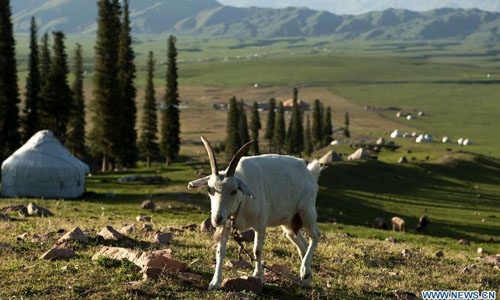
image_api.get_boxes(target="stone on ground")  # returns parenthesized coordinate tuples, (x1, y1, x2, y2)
(199, 218, 215, 233)
(142, 223, 153, 231)
(119, 224, 136, 235)
(136, 215, 152, 222)
(152, 232, 173, 245)
(140, 200, 155, 210)
(222, 276, 263, 293)
(58, 227, 88, 244)
(225, 260, 253, 270)
(98, 226, 124, 241)
(40, 247, 75, 260)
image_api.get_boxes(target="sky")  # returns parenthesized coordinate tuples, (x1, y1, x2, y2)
(217, 0, 500, 15)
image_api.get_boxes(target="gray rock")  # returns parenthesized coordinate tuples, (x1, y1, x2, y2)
(40, 247, 75, 260)
(141, 200, 155, 210)
(222, 276, 263, 294)
(153, 232, 173, 245)
(225, 260, 253, 270)
(119, 224, 136, 235)
(136, 215, 152, 222)
(98, 226, 124, 241)
(199, 218, 215, 233)
(58, 227, 88, 244)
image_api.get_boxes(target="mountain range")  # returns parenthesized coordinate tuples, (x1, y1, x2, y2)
(11, 0, 500, 42)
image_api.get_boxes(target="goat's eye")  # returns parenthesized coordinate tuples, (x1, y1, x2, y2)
(207, 187, 215, 196)
(230, 190, 237, 196)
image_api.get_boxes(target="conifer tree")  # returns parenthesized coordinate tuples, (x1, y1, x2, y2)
(250, 102, 261, 155)
(39, 33, 51, 88)
(116, 0, 137, 167)
(0, 0, 21, 161)
(160, 35, 181, 165)
(323, 107, 333, 145)
(304, 115, 313, 157)
(89, 0, 122, 171)
(286, 87, 304, 155)
(344, 112, 350, 138)
(139, 52, 158, 168)
(22, 17, 41, 142)
(238, 101, 250, 145)
(264, 98, 276, 152)
(225, 96, 241, 159)
(39, 31, 72, 142)
(272, 102, 286, 154)
(311, 99, 323, 149)
(66, 43, 86, 158)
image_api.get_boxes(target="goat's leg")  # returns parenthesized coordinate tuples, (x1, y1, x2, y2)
(252, 228, 266, 279)
(299, 208, 320, 287)
(209, 224, 230, 290)
(281, 225, 307, 259)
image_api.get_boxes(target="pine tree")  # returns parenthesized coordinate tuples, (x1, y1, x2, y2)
(250, 102, 261, 155)
(39, 33, 51, 88)
(272, 102, 286, 154)
(39, 31, 72, 142)
(264, 98, 276, 152)
(238, 101, 250, 145)
(0, 0, 21, 161)
(139, 52, 159, 168)
(304, 115, 313, 157)
(160, 35, 181, 165)
(89, 0, 122, 172)
(323, 107, 333, 145)
(344, 112, 350, 138)
(286, 87, 304, 155)
(225, 96, 241, 159)
(116, 0, 137, 167)
(66, 43, 86, 159)
(311, 99, 323, 149)
(22, 17, 41, 142)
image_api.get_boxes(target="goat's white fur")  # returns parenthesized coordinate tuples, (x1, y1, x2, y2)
(188, 153, 322, 290)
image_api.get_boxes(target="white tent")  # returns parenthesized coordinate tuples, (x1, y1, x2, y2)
(1, 130, 90, 199)
(442, 136, 451, 143)
(318, 150, 343, 164)
(457, 138, 464, 145)
(330, 140, 342, 146)
(348, 148, 371, 161)
(390, 130, 402, 138)
(463, 138, 472, 146)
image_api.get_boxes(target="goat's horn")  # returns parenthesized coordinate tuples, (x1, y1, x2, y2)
(201, 136, 219, 175)
(226, 140, 253, 177)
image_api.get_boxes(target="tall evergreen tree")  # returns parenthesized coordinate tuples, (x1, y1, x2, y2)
(286, 87, 304, 155)
(66, 43, 86, 158)
(225, 96, 241, 159)
(39, 31, 72, 142)
(304, 115, 313, 157)
(160, 35, 181, 165)
(89, 0, 122, 172)
(250, 102, 261, 155)
(0, 0, 21, 161)
(311, 99, 323, 149)
(39, 33, 51, 87)
(139, 52, 158, 168)
(238, 101, 250, 145)
(344, 112, 350, 138)
(22, 17, 41, 142)
(264, 98, 276, 152)
(323, 106, 333, 145)
(272, 102, 286, 154)
(116, 0, 137, 167)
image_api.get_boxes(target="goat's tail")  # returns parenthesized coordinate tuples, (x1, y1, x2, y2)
(307, 159, 324, 182)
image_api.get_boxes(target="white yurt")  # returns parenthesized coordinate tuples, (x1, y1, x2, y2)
(348, 148, 371, 161)
(406, 115, 413, 120)
(463, 138, 471, 146)
(318, 150, 343, 164)
(1, 130, 90, 199)
(390, 130, 402, 138)
(457, 138, 464, 145)
(442, 136, 451, 143)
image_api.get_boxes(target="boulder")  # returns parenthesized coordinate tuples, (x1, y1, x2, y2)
(199, 218, 215, 233)
(153, 232, 173, 245)
(398, 156, 408, 164)
(119, 224, 136, 235)
(58, 227, 88, 244)
(225, 260, 253, 270)
(27, 203, 53, 217)
(136, 215, 152, 222)
(98, 226, 124, 241)
(348, 148, 371, 161)
(222, 276, 263, 294)
(141, 200, 155, 210)
(40, 247, 75, 260)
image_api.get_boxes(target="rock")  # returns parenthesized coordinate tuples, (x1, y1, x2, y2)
(199, 218, 215, 233)
(226, 292, 256, 300)
(40, 247, 75, 260)
(435, 250, 444, 258)
(58, 227, 88, 244)
(18, 206, 29, 218)
(17, 233, 29, 241)
(239, 230, 255, 243)
(398, 156, 408, 164)
(482, 254, 500, 267)
(0, 214, 10, 221)
(222, 276, 263, 294)
(264, 264, 297, 283)
(141, 200, 155, 210)
(92, 246, 143, 263)
(27, 203, 53, 217)
(142, 223, 153, 231)
(98, 226, 124, 241)
(153, 232, 173, 245)
(141, 258, 188, 280)
(136, 215, 152, 222)
(401, 249, 413, 258)
(385, 237, 398, 243)
(178, 272, 203, 283)
(182, 224, 197, 232)
(225, 260, 253, 270)
(458, 239, 470, 245)
(119, 224, 136, 235)
(393, 291, 418, 299)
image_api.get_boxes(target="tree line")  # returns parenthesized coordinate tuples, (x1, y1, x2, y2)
(224, 87, 338, 159)
(0, 0, 181, 171)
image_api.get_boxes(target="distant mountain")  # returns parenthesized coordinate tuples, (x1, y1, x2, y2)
(11, 0, 500, 42)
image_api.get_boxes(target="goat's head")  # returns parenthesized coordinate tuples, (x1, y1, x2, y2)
(188, 136, 254, 227)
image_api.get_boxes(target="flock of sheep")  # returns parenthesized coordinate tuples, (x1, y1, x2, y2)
(390, 129, 472, 146)
(373, 215, 429, 233)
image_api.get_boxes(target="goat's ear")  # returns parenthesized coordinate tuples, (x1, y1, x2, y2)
(237, 179, 255, 199)
(187, 176, 210, 190)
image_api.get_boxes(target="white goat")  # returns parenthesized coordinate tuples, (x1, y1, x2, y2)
(188, 137, 322, 290)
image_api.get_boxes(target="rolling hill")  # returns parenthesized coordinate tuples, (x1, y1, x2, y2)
(11, 0, 500, 41)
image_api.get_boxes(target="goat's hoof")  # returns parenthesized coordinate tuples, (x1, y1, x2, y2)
(299, 273, 312, 287)
(208, 279, 221, 290)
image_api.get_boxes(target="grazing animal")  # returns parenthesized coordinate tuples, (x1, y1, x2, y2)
(373, 217, 388, 230)
(417, 215, 429, 232)
(392, 217, 406, 232)
(188, 137, 322, 290)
